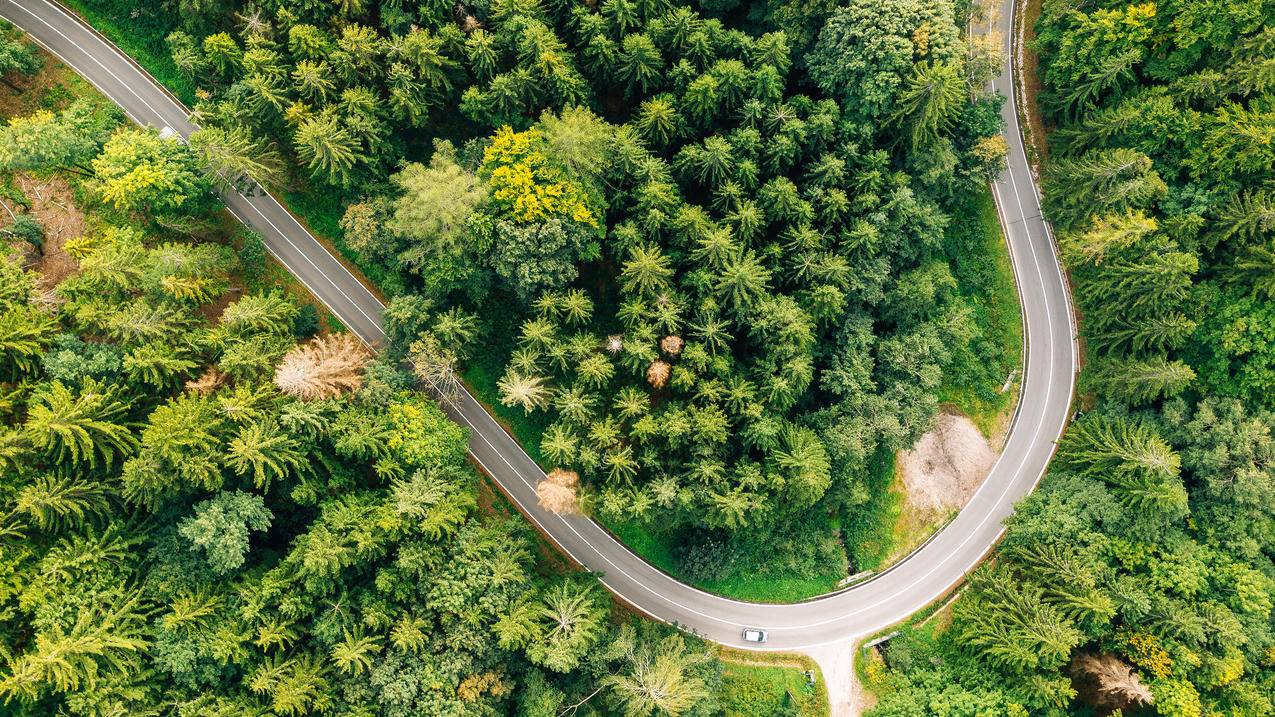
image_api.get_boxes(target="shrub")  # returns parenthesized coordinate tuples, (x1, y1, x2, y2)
(4, 215, 44, 248)
(292, 304, 320, 339)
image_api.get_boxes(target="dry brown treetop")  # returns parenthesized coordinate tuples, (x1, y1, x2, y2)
(274, 333, 370, 400)
(186, 366, 228, 395)
(646, 360, 670, 390)
(660, 335, 683, 357)
(537, 468, 581, 514)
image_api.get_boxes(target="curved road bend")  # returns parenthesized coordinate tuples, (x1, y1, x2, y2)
(3, 0, 1075, 652)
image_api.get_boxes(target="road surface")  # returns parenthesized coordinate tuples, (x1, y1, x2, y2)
(2, 0, 1075, 656)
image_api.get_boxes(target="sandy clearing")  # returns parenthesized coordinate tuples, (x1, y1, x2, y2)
(898, 412, 997, 514)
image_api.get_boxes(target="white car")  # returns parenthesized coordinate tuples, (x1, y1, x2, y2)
(742, 628, 768, 644)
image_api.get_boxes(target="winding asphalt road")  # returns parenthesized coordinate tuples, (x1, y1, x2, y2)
(2, 0, 1076, 656)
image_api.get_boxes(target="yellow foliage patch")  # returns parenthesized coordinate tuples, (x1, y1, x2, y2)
(1121, 630, 1172, 680)
(481, 126, 597, 226)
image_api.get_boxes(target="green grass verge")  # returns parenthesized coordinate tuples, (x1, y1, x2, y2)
(856, 593, 959, 694)
(60, 0, 196, 106)
(721, 658, 828, 717)
(839, 451, 899, 572)
(843, 456, 953, 574)
(280, 185, 410, 298)
(937, 184, 1024, 438)
(461, 308, 553, 468)
(601, 516, 845, 603)
(843, 185, 1022, 573)
(462, 329, 849, 602)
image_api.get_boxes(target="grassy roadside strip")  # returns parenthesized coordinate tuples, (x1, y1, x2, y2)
(60, 0, 196, 105)
(605, 517, 846, 603)
(840, 183, 1024, 574)
(1013, 0, 1049, 174)
(938, 184, 1024, 440)
(843, 457, 955, 572)
(855, 589, 964, 703)
(280, 184, 407, 299)
(718, 649, 829, 717)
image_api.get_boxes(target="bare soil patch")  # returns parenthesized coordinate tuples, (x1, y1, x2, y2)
(898, 412, 996, 514)
(0, 53, 83, 118)
(3, 174, 84, 289)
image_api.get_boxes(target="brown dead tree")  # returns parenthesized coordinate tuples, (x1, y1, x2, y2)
(1073, 653, 1154, 710)
(537, 469, 580, 514)
(274, 334, 370, 400)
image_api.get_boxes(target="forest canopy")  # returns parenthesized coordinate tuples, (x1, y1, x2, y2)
(6, 0, 1271, 711)
(143, 0, 1016, 583)
(864, 1, 1275, 715)
(1, 0, 1012, 711)
(0, 89, 732, 717)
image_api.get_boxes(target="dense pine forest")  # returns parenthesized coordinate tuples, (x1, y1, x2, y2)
(125, 0, 1018, 593)
(863, 1, 1275, 715)
(0, 22, 825, 716)
(2, 0, 1022, 596)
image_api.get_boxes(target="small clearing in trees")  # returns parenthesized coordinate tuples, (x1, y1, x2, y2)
(0, 51, 82, 118)
(898, 412, 997, 514)
(4, 174, 84, 288)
